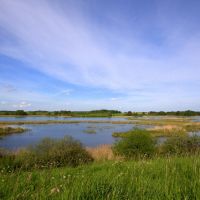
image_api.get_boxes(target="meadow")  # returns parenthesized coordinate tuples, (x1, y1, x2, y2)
(1, 156, 200, 199)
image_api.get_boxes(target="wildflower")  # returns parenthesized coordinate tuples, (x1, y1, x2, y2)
(50, 187, 60, 194)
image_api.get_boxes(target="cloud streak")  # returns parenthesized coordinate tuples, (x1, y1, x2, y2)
(0, 0, 200, 110)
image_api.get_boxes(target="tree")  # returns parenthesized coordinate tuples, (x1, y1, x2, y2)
(15, 110, 27, 115)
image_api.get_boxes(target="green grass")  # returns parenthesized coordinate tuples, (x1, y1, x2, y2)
(1, 156, 200, 199)
(112, 128, 187, 138)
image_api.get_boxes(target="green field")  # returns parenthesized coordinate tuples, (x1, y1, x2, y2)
(1, 156, 200, 200)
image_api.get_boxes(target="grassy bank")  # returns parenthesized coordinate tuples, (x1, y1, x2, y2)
(112, 128, 187, 138)
(0, 126, 26, 137)
(0, 119, 135, 126)
(1, 134, 200, 199)
(1, 156, 200, 199)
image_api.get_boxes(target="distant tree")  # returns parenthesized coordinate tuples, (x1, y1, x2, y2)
(15, 110, 27, 115)
(132, 112, 139, 117)
(127, 111, 132, 116)
(158, 111, 166, 116)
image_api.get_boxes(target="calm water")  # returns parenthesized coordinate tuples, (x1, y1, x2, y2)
(191, 116, 200, 122)
(0, 122, 149, 150)
(189, 131, 200, 136)
(0, 116, 127, 122)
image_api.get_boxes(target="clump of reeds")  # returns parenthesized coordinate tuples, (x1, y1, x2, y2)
(87, 144, 119, 161)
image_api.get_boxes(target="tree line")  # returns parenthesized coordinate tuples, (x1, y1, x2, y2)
(0, 109, 200, 116)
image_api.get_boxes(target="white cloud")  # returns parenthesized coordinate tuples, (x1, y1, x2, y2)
(59, 89, 73, 96)
(110, 97, 120, 101)
(12, 101, 32, 108)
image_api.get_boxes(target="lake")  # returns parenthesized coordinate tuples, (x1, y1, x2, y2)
(0, 121, 149, 150)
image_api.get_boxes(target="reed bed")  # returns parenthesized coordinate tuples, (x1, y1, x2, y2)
(86, 144, 118, 161)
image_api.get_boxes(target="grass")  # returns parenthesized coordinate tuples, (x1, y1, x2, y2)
(86, 145, 117, 161)
(134, 118, 200, 132)
(0, 120, 136, 126)
(0, 126, 26, 137)
(184, 123, 200, 132)
(134, 118, 192, 126)
(83, 129, 97, 134)
(112, 128, 187, 138)
(1, 156, 200, 199)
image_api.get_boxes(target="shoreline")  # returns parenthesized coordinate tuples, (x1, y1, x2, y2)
(0, 120, 136, 125)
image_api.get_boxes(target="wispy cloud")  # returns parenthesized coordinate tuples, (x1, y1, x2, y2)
(0, 0, 200, 110)
(13, 101, 31, 108)
(58, 89, 73, 96)
(1, 84, 17, 93)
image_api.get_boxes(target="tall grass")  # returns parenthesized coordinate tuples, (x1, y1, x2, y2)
(1, 156, 200, 199)
(86, 144, 118, 161)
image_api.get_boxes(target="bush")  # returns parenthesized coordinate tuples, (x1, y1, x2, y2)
(160, 135, 200, 156)
(0, 136, 93, 171)
(113, 129, 155, 159)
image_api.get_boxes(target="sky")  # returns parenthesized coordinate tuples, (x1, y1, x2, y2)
(0, 0, 200, 111)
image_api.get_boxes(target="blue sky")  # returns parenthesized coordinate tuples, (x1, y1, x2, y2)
(0, 0, 200, 111)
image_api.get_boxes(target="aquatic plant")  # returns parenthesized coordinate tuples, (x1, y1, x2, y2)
(160, 135, 200, 155)
(83, 129, 96, 134)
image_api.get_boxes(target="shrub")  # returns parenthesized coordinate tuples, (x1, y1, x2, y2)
(0, 136, 93, 171)
(160, 135, 200, 156)
(113, 129, 155, 159)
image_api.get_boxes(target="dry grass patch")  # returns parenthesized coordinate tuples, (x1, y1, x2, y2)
(87, 144, 120, 161)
